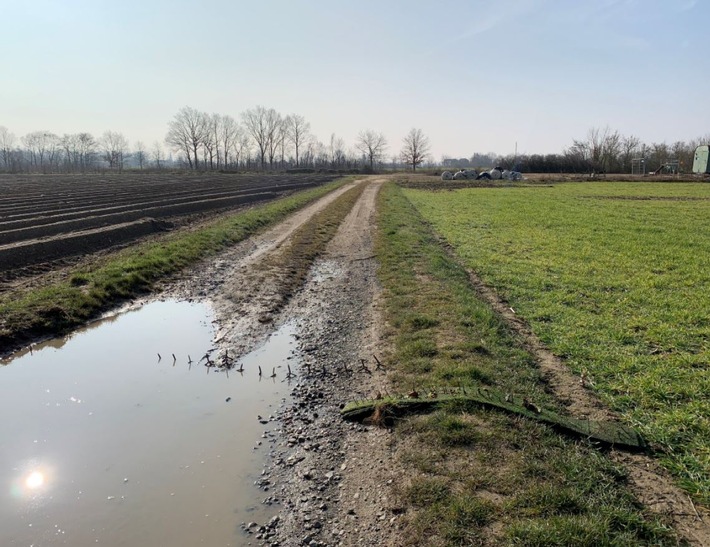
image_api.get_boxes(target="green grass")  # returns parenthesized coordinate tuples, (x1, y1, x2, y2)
(375, 183, 676, 545)
(402, 181, 710, 504)
(0, 179, 352, 351)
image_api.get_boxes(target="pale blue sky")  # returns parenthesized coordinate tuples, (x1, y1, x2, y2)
(1, 0, 708, 159)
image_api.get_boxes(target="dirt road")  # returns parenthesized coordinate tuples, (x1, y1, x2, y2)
(163, 178, 399, 545)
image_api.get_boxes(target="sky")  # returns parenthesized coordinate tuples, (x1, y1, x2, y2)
(1, 0, 709, 160)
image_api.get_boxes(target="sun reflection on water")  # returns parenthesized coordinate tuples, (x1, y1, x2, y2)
(25, 471, 45, 490)
(11, 463, 53, 500)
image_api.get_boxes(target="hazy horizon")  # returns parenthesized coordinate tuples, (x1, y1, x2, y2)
(2, 0, 708, 160)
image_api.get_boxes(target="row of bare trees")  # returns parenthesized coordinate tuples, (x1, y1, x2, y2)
(165, 106, 320, 171)
(4, 118, 706, 175)
(163, 105, 431, 172)
(563, 127, 709, 174)
(0, 126, 168, 173)
(2, 101, 430, 174)
(445, 127, 709, 174)
(164, 105, 362, 171)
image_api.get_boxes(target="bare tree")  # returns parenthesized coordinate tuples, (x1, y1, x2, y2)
(0, 126, 16, 171)
(266, 111, 283, 169)
(134, 141, 147, 169)
(310, 140, 329, 168)
(217, 115, 239, 169)
(165, 106, 208, 169)
(202, 114, 219, 170)
(152, 141, 164, 169)
(569, 126, 622, 172)
(232, 130, 251, 169)
(22, 131, 60, 171)
(61, 133, 79, 171)
(277, 121, 288, 168)
(242, 106, 281, 170)
(101, 131, 129, 171)
(620, 134, 641, 173)
(329, 133, 346, 168)
(400, 128, 431, 171)
(600, 129, 621, 172)
(77, 133, 97, 171)
(285, 114, 311, 167)
(356, 130, 387, 170)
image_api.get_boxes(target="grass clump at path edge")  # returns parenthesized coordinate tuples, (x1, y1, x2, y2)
(374, 182, 675, 546)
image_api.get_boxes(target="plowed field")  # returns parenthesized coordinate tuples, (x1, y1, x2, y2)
(0, 172, 338, 277)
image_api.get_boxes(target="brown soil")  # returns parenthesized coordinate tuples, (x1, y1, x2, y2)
(0, 172, 338, 275)
(401, 172, 709, 191)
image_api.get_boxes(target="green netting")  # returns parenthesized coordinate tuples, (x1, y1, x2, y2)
(341, 386, 646, 450)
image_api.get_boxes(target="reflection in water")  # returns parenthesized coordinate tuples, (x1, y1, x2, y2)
(25, 471, 45, 490)
(10, 460, 54, 505)
(1, 312, 123, 365)
(0, 300, 297, 547)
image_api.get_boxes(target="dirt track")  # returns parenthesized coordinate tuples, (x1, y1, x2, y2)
(160, 177, 396, 545)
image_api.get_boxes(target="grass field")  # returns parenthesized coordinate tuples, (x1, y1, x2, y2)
(402, 181, 710, 504)
(374, 183, 675, 545)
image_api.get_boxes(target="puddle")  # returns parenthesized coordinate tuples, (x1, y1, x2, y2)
(0, 300, 297, 546)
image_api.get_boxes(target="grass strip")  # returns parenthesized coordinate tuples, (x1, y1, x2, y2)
(0, 178, 352, 352)
(403, 181, 710, 504)
(374, 182, 675, 545)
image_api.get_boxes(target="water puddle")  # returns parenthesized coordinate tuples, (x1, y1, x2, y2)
(0, 300, 297, 546)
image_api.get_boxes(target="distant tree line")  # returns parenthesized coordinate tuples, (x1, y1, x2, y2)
(163, 105, 393, 172)
(2, 117, 706, 175)
(0, 126, 167, 173)
(0, 105, 405, 174)
(442, 127, 710, 174)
